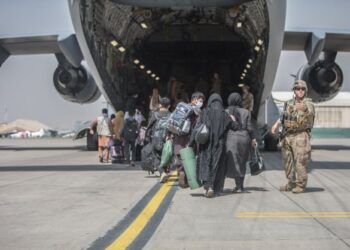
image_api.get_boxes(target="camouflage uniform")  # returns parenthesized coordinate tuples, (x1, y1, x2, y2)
(280, 81, 315, 191)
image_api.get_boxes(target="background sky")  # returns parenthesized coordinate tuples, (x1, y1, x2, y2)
(0, 0, 107, 130)
(0, 0, 349, 130)
(0, 55, 107, 130)
(273, 0, 350, 91)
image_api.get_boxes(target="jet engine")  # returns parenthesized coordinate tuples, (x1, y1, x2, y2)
(53, 62, 101, 104)
(296, 60, 343, 103)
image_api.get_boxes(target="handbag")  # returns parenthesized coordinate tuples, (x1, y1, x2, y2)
(195, 123, 209, 145)
(249, 147, 265, 176)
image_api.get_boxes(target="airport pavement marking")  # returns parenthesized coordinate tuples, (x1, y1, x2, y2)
(104, 172, 177, 250)
(236, 211, 350, 218)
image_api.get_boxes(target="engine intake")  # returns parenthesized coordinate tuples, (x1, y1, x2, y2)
(53, 62, 101, 104)
(296, 60, 343, 103)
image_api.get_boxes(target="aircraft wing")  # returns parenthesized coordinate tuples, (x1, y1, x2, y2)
(0, 35, 60, 55)
(0, 0, 83, 67)
(0, 34, 83, 68)
(283, 28, 350, 65)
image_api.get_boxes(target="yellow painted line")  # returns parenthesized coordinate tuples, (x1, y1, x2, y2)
(106, 172, 177, 250)
(237, 211, 350, 218)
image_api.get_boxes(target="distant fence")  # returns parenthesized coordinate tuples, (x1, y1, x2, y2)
(312, 128, 350, 138)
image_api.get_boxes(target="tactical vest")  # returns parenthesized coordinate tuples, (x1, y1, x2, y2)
(282, 98, 314, 135)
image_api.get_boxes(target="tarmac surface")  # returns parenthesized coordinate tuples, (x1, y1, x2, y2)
(0, 138, 349, 250)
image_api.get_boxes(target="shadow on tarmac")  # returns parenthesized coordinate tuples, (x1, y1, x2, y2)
(245, 187, 268, 192)
(220, 189, 251, 195)
(303, 187, 325, 193)
(190, 188, 255, 198)
(0, 146, 86, 151)
(144, 175, 160, 179)
(0, 165, 143, 172)
(190, 193, 207, 198)
(310, 161, 350, 170)
(190, 186, 325, 196)
(311, 145, 350, 151)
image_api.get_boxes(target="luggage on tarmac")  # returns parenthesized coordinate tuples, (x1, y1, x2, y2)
(167, 102, 193, 136)
(111, 140, 124, 163)
(141, 143, 157, 174)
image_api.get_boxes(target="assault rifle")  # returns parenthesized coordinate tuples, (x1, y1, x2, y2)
(279, 101, 288, 140)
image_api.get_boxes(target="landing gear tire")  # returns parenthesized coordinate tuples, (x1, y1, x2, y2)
(87, 131, 98, 151)
(264, 132, 279, 151)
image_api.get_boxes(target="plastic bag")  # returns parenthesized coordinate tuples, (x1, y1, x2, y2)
(160, 139, 173, 168)
(179, 147, 201, 189)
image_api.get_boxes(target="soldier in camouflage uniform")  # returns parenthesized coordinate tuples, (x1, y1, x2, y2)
(271, 80, 315, 193)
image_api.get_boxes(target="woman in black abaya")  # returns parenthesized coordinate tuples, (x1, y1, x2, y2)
(196, 93, 238, 198)
(225, 92, 257, 192)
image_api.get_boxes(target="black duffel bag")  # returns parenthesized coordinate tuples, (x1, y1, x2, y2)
(141, 143, 157, 174)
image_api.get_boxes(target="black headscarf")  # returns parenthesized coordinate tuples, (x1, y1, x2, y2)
(227, 92, 242, 107)
(227, 92, 242, 129)
(205, 93, 231, 148)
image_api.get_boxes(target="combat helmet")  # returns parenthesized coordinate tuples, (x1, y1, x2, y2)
(292, 80, 308, 92)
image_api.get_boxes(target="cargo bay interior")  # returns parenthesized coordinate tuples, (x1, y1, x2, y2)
(79, 0, 269, 117)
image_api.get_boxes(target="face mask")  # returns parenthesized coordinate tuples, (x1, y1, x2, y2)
(196, 101, 203, 108)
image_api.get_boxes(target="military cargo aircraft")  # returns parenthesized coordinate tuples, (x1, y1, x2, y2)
(1, 0, 349, 149)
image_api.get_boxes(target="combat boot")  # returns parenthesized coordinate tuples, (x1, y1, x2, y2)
(279, 182, 295, 192)
(292, 186, 305, 193)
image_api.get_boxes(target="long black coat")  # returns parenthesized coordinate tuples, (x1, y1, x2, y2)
(195, 94, 238, 192)
(225, 107, 252, 178)
(225, 93, 254, 178)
